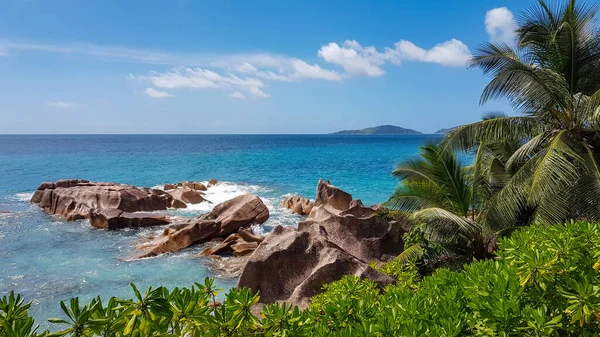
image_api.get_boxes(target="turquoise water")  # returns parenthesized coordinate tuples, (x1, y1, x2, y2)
(0, 134, 441, 323)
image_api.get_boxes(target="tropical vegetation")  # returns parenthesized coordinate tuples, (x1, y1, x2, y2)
(386, 0, 600, 267)
(3, 221, 600, 336)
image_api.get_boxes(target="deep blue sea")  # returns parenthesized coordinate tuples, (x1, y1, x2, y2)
(0, 134, 441, 323)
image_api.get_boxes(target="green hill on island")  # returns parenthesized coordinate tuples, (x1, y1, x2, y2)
(332, 125, 421, 135)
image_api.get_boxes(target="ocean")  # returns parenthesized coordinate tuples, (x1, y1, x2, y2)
(0, 134, 442, 323)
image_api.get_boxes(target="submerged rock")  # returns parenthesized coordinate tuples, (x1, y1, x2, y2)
(237, 179, 404, 308)
(134, 194, 269, 258)
(281, 196, 314, 215)
(31, 179, 186, 222)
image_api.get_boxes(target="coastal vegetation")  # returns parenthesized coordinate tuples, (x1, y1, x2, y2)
(386, 0, 600, 269)
(3, 221, 600, 336)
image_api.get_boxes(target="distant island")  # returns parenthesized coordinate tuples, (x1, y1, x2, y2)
(434, 127, 456, 134)
(332, 125, 422, 135)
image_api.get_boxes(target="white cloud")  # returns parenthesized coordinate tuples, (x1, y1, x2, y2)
(136, 67, 271, 99)
(248, 86, 270, 98)
(317, 38, 471, 76)
(144, 87, 174, 98)
(229, 91, 246, 100)
(485, 7, 518, 45)
(318, 40, 386, 77)
(46, 101, 79, 108)
(391, 39, 472, 67)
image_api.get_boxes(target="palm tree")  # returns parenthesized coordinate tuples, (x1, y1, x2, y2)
(385, 143, 487, 262)
(444, 0, 600, 231)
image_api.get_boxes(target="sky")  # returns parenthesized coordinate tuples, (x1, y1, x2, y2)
(0, 0, 530, 134)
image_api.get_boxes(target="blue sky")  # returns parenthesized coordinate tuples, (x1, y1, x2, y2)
(0, 0, 528, 134)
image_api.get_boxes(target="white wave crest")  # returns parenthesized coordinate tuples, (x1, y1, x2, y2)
(13, 192, 34, 202)
(183, 181, 271, 213)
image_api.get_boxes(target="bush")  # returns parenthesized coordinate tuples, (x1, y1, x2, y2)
(2, 221, 600, 336)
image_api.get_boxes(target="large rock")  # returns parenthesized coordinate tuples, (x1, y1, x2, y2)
(31, 179, 186, 221)
(281, 196, 314, 215)
(300, 197, 404, 262)
(134, 194, 269, 258)
(179, 181, 207, 191)
(236, 179, 404, 308)
(170, 188, 208, 204)
(90, 209, 170, 230)
(237, 225, 395, 308)
(200, 229, 265, 257)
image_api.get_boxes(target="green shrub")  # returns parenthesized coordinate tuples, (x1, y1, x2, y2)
(2, 221, 600, 336)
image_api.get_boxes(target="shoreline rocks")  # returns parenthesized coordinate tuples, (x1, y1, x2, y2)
(134, 194, 269, 258)
(31, 179, 186, 224)
(170, 188, 209, 204)
(89, 209, 170, 230)
(281, 196, 313, 215)
(237, 179, 404, 308)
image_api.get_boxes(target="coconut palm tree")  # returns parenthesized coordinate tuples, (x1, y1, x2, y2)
(385, 143, 487, 262)
(444, 0, 600, 231)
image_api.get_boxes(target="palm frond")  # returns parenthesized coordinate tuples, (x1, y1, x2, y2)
(443, 116, 543, 151)
(391, 244, 426, 265)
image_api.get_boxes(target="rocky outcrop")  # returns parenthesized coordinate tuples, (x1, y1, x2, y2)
(200, 228, 265, 257)
(90, 209, 170, 230)
(281, 196, 313, 215)
(237, 179, 404, 308)
(300, 185, 404, 262)
(164, 181, 208, 191)
(134, 194, 269, 258)
(31, 179, 186, 222)
(170, 188, 209, 204)
(237, 225, 395, 308)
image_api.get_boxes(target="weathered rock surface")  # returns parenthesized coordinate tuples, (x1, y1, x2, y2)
(236, 179, 404, 308)
(281, 196, 314, 215)
(31, 179, 186, 222)
(300, 183, 404, 262)
(90, 209, 170, 230)
(170, 188, 208, 204)
(134, 194, 269, 258)
(237, 225, 395, 308)
(200, 228, 265, 257)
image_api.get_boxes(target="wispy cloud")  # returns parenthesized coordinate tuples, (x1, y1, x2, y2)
(2, 20, 484, 100)
(45, 101, 80, 108)
(144, 87, 174, 98)
(485, 7, 518, 45)
(229, 91, 246, 100)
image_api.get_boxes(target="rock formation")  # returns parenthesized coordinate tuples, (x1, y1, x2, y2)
(170, 188, 209, 204)
(90, 209, 170, 230)
(281, 196, 313, 215)
(237, 225, 396, 308)
(237, 179, 404, 308)
(31, 179, 186, 223)
(134, 194, 269, 258)
(164, 181, 209, 191)
(200, 228, 265, 257)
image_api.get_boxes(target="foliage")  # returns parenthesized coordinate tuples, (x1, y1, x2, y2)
(3, 221, 600, 336)
(443, 0, 600, 230)
(385, 143, 491, 264)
